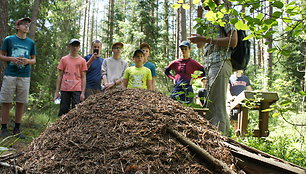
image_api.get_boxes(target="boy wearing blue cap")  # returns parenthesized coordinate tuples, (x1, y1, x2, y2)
(165, 41, 205, 104)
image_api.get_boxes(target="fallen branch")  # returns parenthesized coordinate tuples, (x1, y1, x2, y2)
(166, 126, 236, 174)
(0, 161, 24, 172)
(0, 152, 24, 162)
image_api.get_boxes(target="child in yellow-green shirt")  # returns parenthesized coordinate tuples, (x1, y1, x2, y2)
(123, 49, 152, 90)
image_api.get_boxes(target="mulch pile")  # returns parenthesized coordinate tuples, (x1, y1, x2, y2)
(12, 89, 240, 173)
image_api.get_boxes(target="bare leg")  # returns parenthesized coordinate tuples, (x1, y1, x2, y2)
(15, 102, 24, 123)
(1, 103, 12, 124)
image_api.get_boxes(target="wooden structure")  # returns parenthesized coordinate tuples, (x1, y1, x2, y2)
(193, 107, 209, 117)
(224, 139, 306, 174)
(167, 126, 306, 174)
(229, 91, 279, 137)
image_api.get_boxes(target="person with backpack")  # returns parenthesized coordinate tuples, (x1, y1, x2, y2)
(188, 0, 238, 135)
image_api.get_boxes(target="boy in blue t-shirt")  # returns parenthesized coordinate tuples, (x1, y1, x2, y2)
(139, 43, 156, 90)
(0, 17, 36, 138)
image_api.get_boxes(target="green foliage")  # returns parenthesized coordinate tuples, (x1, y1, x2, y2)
(236, 132, 306, 167)
(8, 0, 83, 109)
(189, 0, 305, 52)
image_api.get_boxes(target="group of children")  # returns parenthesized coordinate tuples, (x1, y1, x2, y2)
(54, 39, 158, 118)
(0, 17, 249, 139)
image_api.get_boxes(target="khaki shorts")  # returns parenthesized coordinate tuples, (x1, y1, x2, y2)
(0, 76, 30, 103)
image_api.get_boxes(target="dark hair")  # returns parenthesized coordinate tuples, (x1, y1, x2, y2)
(133, 49, 144, 58)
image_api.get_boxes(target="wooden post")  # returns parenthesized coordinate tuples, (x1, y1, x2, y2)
(258, 102, 270, 137)
(238, 107, 248, 136)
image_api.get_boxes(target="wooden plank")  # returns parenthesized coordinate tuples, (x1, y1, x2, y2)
(227, 138, 304, 168)
(230, 91, 279, 110)
(223, 142, 306, 174)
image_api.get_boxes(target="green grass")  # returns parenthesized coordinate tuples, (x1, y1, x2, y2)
(232, 111, 306, 168)
(0, 104, 59, 155)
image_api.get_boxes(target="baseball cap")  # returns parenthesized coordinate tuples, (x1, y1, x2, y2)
(133, 49, 144, 57)
(201, 77, 207, 81)
(140, 43, 150, 50)
(16, 17, 31, 25)
(179, 41, 191, 48)
(112, 42, 124, 49)
(69, 39, 80, 45)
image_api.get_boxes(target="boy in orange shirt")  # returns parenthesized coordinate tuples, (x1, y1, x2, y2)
(54, 39, 87, 116)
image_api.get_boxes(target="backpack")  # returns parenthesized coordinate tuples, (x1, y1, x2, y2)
(230, 30, 251, 70)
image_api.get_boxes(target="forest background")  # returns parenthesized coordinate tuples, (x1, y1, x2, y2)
(0, 0, 305, 168)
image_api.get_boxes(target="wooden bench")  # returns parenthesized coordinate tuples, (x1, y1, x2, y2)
(230, 91, 279, 137)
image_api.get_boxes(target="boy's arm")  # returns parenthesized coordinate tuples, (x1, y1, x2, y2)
(86, 54, 98, 68)
(101, 60, 109, 85)
(147, 80, 153, 90)
(80, 71, 86, 101)
(20, 55, 36, 65)
(123, 79, 128, 88)
(1, 50, 36, 65)
(54, 70, 63, 100)
(0, 50, 18, 62)
(116, 61, 128, 86)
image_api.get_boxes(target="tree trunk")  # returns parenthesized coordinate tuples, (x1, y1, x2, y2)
(82, 0, 88, 55)
(180, 7, 187, 41)
(267, 3, 273, 87)
(163, 0, 169, 59)
(253, 38, 256, 72)
(156, 0, 159, 26)
(29, 0, 40, 40)
(86, 0, 91, 53)
(90, 2, 95, 45)
(175, 7, 180, 58)
(0, 0, 8, 88)
(257, 40, 262, 68)
(189, 0, 192, 37)
(109, 0, 115, 56)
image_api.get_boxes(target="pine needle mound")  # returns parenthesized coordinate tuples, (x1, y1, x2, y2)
(19, 88, 235, 173)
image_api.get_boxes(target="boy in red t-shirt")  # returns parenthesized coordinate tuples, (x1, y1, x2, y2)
(54, 39, 87, 116)
(165, 41, 205, 104)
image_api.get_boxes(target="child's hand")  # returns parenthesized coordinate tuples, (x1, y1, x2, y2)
(80, 93, 85, 101)
(15, 57, 29, 65)
(54, 92, 60, 101)
(104, 83, 115, 90)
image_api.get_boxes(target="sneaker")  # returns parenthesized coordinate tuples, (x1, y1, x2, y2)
(1, 129, 7, 138)
(13, 129, 25, 139)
